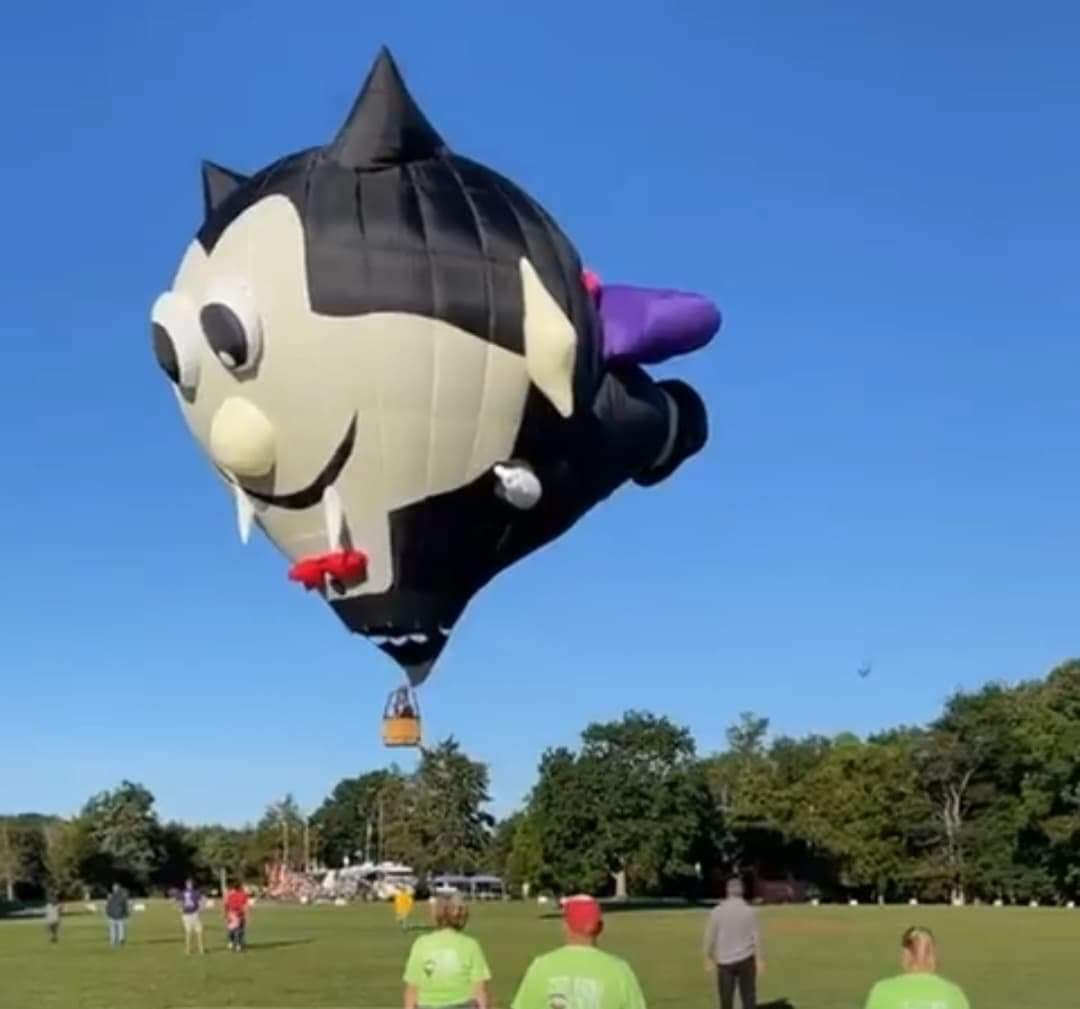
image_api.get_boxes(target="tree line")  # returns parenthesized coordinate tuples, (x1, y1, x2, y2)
(4, 660, 1079, 905)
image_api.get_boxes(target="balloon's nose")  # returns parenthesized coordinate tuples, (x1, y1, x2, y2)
(209, 397, 276, 477)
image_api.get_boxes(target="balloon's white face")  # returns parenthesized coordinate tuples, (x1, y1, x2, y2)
(152, 195, 576, 598)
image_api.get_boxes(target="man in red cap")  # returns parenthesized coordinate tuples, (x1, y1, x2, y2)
(511, 895, 647, 1009)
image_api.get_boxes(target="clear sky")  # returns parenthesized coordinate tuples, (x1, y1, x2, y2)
(2, 1, 1078, 828)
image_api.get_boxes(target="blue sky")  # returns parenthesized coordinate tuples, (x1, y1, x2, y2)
(3, 1, 1078, 828)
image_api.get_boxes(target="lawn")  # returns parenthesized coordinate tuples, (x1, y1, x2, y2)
(0, 899, 1072, 1009)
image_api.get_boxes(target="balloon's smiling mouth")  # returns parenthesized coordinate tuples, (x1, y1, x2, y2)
(235, 414, 358, 511)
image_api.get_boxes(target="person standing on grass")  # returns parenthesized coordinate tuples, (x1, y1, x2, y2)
(402, 892, 491, 1009)
(703, 878, 764, 1009)
(105, 883, 130, 947)
(178, 877, 205, 955)
(511, 894, 646, 1009)
(395, 886, 415, 930)
(224, 881, 250, 951)
(44, 895, 61, 943)
(863, 926, 971, 1009)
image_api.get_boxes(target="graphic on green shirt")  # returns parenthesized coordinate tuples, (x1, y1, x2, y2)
(864, 972, 971, 1009)
(511, 946, 647, 1009)
(403, 928, 491, 1008)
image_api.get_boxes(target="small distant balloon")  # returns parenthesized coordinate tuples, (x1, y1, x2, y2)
(857, 661, 873, 679)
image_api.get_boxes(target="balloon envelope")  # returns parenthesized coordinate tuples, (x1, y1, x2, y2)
(150, 48, 720, 684)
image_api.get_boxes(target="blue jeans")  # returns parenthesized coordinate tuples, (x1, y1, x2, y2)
(108, 918, 126, 946)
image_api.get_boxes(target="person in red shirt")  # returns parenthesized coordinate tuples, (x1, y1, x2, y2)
(223, 882, 250, 952)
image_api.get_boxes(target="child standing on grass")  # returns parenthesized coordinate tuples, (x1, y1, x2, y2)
(44, 896, 61, 943)
(224, 882, 250, 952)
(394, 887, 415, 930)
(226, 910, 242, 950)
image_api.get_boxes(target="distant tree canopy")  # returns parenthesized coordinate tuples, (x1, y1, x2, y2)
(5, 662, 1080, 905)
(525, 713, 713, 897)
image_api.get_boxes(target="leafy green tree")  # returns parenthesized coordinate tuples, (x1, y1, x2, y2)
(528, 712, 713, 897)
(0, 822, 27, 900)
(42, 818, 99, 898)
(790, 733, 931, 900)
(408, 739, 494, 876)
(0, 814, 56, 900)
(486, 812, 521, 879)
(504, 813, 545, 894)
(79, 781, 163, 892)
(152, 822, 198, 891)
(253, 794, 307, 873)
(1016, 661, 1080, 900)
(189, 825, 250, 891)
(701, 714, 798, 882)
(917, 684, 1030, 902)
(527, 746, 610, 894)
(311, 769, 405, 867)
(370, 770, 418, 866)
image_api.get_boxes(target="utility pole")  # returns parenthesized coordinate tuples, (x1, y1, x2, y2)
(281, 806, 289, 870)
(303, 817, 311, 873)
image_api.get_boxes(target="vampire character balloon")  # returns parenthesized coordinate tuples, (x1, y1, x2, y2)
(151, 47, 721, 686)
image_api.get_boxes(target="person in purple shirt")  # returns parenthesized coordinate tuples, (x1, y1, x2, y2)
(177, 878, 205, 955)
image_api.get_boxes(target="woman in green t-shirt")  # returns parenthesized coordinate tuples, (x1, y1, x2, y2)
(864, 926, 971, 1009)
(403, 893, 492, 1009)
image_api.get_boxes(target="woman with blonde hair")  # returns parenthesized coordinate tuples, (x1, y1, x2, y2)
(403, 892, 491, 1009)
(864, 926, 971, 1009)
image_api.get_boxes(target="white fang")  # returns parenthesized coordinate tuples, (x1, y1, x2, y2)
(323, 485, 344, 549)
(234, 484, 255, 544)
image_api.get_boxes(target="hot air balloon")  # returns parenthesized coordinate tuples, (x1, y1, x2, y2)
(150, 47, 720, 742)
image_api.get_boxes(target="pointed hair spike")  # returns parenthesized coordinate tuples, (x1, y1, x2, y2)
(201, 161, 248, 219)
(327, 47, 446, 169)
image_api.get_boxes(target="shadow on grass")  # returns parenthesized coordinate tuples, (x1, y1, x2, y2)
(247, 938, 315, 951)
(760, 1001, 796, 1009)
(539, 898, 709, 919)
(1, 907, 97, 921)
(136, 937, 314, 951)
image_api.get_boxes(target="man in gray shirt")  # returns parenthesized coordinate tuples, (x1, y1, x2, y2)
(105, 884, 130, 947)
(703, 878, 764, 1009)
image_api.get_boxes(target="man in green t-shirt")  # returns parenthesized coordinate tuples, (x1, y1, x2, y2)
(403, 892, 491, 1009)
(864, 926, 971, 1009)
(511, 894, 647, 1009)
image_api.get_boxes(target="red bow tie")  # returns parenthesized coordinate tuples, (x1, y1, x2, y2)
(288, 549, 367, 591)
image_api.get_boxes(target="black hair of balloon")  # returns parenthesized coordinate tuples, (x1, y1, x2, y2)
(194, 47, 597, 363)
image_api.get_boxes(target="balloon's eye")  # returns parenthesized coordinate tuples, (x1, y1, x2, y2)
(150, 292, 202, 390)
(201, 279, 262, 375)
(152, 323, 178, 383)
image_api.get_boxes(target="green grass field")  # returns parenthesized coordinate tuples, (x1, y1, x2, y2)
(0, 900, 1073, 1009)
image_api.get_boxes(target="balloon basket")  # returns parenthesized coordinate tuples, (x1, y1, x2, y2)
(382, 686, 422, 748)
